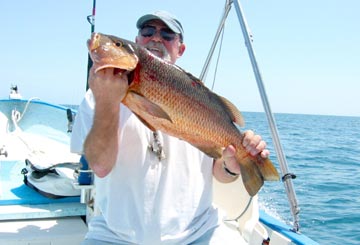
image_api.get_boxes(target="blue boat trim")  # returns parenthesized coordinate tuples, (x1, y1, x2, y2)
(0, 99, 77, 113)
(259, 210, 319, 245)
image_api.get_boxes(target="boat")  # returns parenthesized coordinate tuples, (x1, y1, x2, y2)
(0, 0, 319, 244)
(0, 94, 88, 244)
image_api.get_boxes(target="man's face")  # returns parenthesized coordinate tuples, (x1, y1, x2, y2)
(136, 20, 185, 64)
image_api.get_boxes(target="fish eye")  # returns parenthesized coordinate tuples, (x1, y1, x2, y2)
(115, 42, 123, 47)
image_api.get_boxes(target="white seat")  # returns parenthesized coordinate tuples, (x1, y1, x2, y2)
(213, 176, 269, 244)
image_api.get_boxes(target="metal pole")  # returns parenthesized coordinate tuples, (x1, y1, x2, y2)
(199, 0, 232, 81)
(232, 0, 300, 232)
(86, 0, 96, 91)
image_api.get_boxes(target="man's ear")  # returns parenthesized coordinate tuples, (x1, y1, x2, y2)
(178, 43, 186, 58)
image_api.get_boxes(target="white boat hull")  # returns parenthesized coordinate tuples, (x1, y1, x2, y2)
(0, 99, 87, 244)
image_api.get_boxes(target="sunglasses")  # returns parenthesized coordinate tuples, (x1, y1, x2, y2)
(140, 25, 177, 42)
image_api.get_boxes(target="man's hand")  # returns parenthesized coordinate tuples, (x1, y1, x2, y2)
(89, 67, 129, 106)
(213, 130, 270, 182)
(242, 130, 270, 158)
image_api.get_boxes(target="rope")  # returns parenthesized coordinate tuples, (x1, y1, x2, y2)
(210, 25, 226, 91)
(223, 196, 253, 222)
(14, 97, 40, 123)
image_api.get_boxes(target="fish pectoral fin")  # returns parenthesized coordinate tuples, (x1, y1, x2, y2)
(128, 92, 173, 122)
(133, 113, 157, 132)
(219, 96, 245, 127)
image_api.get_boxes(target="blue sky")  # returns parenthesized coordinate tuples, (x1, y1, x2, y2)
(1, 1, 359, 117)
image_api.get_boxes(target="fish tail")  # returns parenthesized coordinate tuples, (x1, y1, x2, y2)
(257, 156, 280, 181)
(239, 156, 279, 196)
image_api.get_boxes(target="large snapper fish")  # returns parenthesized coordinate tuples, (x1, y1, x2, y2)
(87, 32, 279, 196)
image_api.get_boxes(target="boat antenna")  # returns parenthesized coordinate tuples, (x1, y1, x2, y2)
(232, 0, 300, 232)
(86, 0, 96, 91)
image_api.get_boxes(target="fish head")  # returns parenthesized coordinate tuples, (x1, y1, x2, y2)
(87, 32, 139, 73)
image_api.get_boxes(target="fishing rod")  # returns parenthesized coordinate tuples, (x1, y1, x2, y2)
(86, 0, 96, 91)
(231, 0, 300, 232)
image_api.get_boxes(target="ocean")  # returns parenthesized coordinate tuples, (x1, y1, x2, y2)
(241, 112, 360, 245)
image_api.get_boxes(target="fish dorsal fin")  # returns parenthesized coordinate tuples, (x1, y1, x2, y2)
(174, 65, 204, 85)
(127, 91, 173, 123)
(184, 71, 204, 85)
(219, 96, 245, 127)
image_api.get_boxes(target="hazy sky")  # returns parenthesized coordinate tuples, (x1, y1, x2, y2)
(2, 1, 359, 117)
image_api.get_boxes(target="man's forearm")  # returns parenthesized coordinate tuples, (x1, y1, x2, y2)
(84, 102, 120, 178)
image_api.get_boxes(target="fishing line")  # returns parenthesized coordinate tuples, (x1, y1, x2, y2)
(210, 24, 226, 91)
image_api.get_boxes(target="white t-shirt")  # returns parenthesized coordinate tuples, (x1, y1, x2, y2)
(71, 90, 220, 244)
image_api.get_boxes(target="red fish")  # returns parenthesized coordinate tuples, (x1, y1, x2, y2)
(87, 32, 279, 196)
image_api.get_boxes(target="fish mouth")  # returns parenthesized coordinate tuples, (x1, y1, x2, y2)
(87, 33, 100, 51)
(92, 64, 129, 75)
(90, 60, 135, 74)
(87, 32, 139, 74)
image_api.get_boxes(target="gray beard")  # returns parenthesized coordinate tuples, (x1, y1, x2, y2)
(144, 42, 172, 62)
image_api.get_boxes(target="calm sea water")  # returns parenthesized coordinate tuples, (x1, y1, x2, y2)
(242, 112, 360, 245)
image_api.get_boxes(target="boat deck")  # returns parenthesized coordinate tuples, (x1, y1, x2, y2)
(0, 100, 87, 244)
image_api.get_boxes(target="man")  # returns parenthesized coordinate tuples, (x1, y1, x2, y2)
(71, 11, 269, 244)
